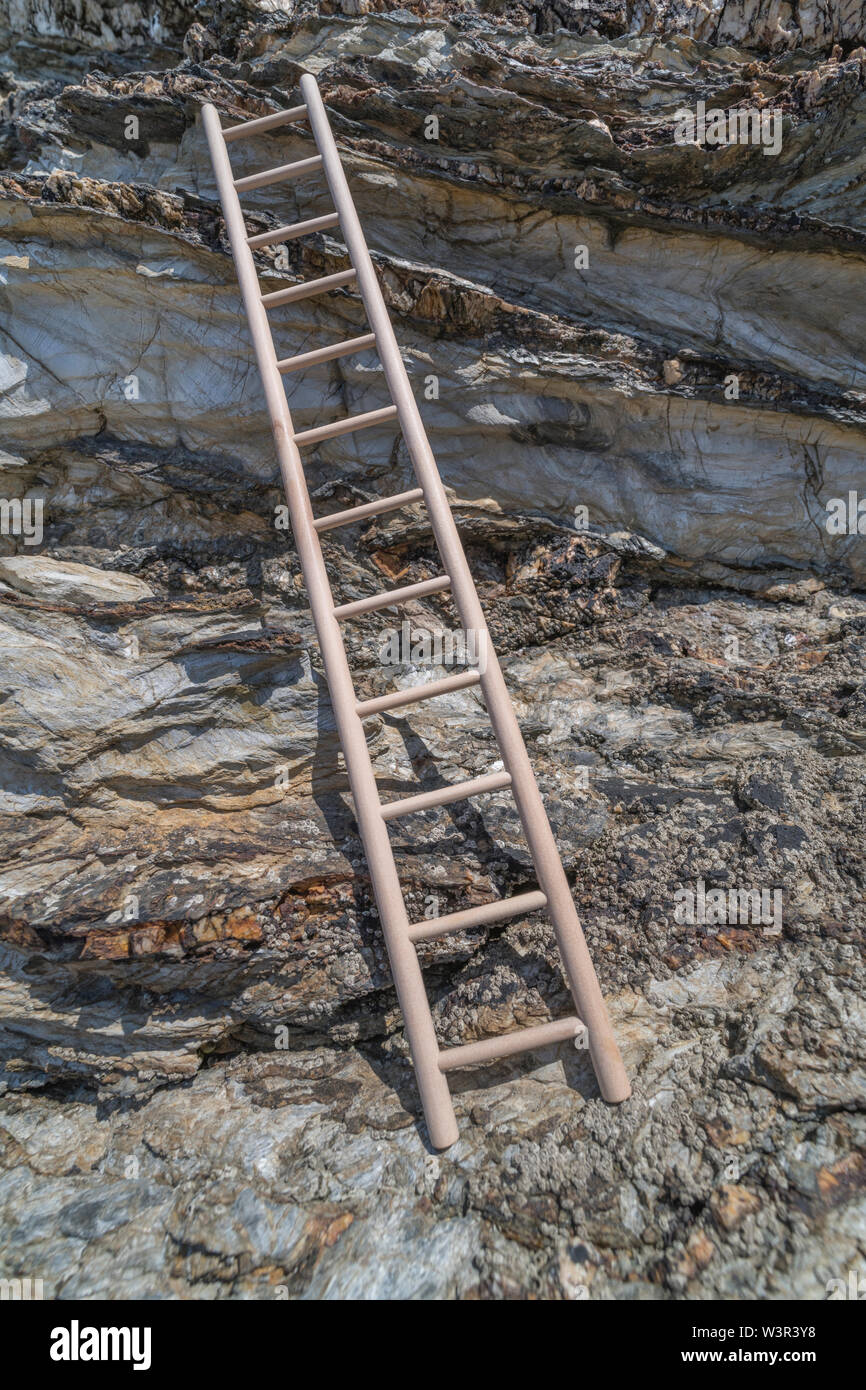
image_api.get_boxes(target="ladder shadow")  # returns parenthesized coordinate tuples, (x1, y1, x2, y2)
(310, 664, 355, 844)
(440, 1044, 598, 1105)
(309, 676, 504, 881)
(382, 711, 507, 848)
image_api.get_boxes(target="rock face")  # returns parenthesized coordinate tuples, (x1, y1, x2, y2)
(1, 2, 864, 1300)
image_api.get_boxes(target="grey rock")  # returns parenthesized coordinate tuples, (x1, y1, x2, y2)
(0, 555, 155, 603)
(0, 0, 864, 1301)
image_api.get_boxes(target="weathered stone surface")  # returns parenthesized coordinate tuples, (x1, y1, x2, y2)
(0, 554, 155, 602)
(0, 0, 864, 1299)
(2, 936, 864, 1299)
(4, 8, 866, 580)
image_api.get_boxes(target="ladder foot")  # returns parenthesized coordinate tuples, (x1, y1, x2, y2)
(416, 1065, 459, 1149)
(592, 1045, 632, 1104)
(425, 1109, 459, 1151)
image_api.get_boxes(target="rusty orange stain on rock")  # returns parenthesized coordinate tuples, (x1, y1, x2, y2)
(816, 1151, 866, 1207)
(710, 1183, 761, 1232)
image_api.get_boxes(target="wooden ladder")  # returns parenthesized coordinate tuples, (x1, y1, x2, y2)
(202, 75, 630, 1149)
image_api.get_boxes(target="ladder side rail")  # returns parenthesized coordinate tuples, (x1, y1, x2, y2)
(300, 74, 630, 1104)
(201, 102, 459, 1149)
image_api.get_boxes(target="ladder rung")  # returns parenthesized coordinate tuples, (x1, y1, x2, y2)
(438, 1016, 584, 1072)
(234, 154, 323, 193)
(408, 890, 547, 944)
(357, 669, 481, 717)
(279, 332, 377, 377)
(261, 268, 356, 309)
(333, 575, 450, 622)
(293, 404, 398, 448)
(222, 104, 308, 142)
(314, 485, 422, 532)
(380, 769, 512, 822)
(247, 213, 340, 250)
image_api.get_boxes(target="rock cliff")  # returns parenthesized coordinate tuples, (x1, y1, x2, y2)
(1, 0, 864, 1299)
